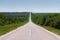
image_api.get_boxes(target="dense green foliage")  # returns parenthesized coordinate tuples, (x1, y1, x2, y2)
(0, 12, 29, 36)
(32, 13, 60, 29)
(0, 12, 29, 26)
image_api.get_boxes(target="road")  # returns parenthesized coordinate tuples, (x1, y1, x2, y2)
(0, 13, 60, 40)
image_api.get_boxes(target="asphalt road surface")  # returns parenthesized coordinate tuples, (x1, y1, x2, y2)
(0, 13, 60, 40)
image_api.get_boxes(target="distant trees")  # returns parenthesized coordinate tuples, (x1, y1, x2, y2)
(32, 13, 60, 29)
(0, 12, 29, 26)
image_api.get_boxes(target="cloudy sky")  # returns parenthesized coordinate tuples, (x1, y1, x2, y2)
(0, 0, 60, 12)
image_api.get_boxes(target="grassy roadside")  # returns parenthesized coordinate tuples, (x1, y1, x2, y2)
(41, 25, 60, 35)
(0, 21, 28, 36)
(33, 22, 60, 35)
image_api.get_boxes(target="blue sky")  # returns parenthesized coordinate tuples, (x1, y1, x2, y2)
(0, 0, 60, 12)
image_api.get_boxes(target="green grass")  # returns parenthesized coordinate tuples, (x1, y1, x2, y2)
(41, 25, 60, 35)
(0, 21, 27, 36)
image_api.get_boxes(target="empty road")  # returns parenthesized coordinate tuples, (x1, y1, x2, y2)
(0, 13, 60, 40)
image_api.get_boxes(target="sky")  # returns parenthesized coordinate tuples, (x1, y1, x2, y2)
(0, 0, 60, 12)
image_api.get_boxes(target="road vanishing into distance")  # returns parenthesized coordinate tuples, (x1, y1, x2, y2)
(0, 13, 60, 40)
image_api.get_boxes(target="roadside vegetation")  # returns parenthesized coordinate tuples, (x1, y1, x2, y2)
(32, 13, 60, 35)
(0, 12, 29, 36)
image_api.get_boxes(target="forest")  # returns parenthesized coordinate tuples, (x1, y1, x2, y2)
(0, 12, 29, 26)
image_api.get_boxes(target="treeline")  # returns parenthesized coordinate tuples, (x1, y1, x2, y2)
(0, 12, 29, 26)
(32, 13, 60, 29)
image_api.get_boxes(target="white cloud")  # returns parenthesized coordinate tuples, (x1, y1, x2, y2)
(0, 7, 60, 12)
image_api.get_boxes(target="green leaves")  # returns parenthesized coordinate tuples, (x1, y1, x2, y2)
(0, 12, 29, 26)
(32, 13, 60, 29)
